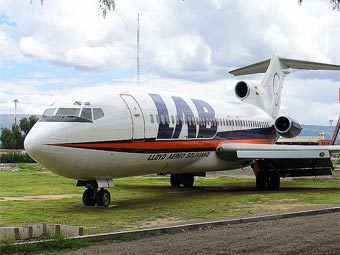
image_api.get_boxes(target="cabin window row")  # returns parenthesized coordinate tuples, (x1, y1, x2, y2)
(149, 114, 270, 128)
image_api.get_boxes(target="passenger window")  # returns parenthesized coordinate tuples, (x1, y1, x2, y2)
(150, 114, 154, 123)
(171, 115, 175, 125)
(93, 108, 104, 120)
(81, 108, 92, 121)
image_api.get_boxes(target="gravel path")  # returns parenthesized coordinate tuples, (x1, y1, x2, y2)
(62, 212, 340, 255)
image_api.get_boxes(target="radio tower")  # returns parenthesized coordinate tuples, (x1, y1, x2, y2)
(137, 13, 140, 86)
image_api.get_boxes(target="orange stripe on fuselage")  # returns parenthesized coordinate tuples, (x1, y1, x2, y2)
(54, 138, 275, 151)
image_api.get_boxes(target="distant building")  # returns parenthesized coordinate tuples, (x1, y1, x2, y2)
(276, 136, 320, 145)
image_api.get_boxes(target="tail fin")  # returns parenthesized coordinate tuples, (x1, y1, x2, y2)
(230, 54, 340, 117)
(332, 116, 340, 145)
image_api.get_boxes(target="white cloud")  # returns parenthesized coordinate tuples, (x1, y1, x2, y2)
(0, 0, 339, 125)
(1, 0, 339, 76)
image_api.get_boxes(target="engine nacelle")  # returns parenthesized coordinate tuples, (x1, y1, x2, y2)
(235, 81, 253, 100)
(234, 81, 266, 110)
(274, 116, 302, 138)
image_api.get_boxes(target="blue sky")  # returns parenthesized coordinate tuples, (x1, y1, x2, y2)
(0, 0, 339, 125)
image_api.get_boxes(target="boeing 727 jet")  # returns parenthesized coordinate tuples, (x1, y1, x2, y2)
(24, 54, 340, 207)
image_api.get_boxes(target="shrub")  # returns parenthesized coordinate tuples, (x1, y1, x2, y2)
(0, 152, 35, 163)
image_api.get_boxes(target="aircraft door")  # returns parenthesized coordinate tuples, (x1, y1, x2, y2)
(120, 94, 145, 140)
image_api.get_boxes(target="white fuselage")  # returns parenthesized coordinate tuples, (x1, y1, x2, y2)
(25, 86, 276, 180)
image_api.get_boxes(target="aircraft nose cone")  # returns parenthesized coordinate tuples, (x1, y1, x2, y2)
(24, 122, 67, 166)
(24, 130, 42, 161)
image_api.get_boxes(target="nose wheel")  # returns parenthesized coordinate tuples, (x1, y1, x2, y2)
(82, 188, 111, 207)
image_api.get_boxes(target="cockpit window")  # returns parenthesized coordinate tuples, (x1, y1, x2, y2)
(93, 108, 104, 120)
(55, 108, 80, 117)
(42, 108, 56, 117)
(80, 108, 92, 121)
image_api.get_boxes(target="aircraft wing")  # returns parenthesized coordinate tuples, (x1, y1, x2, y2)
(216, 143, 340, 177)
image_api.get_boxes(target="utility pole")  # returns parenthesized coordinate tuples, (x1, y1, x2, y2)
(13, 99, 18, 126)
(137, 13, 140, 86)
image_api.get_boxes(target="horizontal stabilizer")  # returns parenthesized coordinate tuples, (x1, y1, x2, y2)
(230, 57, 340, 76)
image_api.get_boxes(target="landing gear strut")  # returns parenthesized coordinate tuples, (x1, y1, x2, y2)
(82, 187, 111, 207)
(256, 171, 280, 190)
(170, 174, 194, 188)
(253, 160, 280, 190)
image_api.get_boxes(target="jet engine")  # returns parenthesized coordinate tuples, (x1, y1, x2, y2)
(234, 81, 267, 110)
(274, 116, 302, 138)
(235, 81, 256, 100)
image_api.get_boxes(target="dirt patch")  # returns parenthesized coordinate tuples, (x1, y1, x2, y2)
(250, 203, 335, 213)
(136, 217, 189, 229)
(128, 203, 336, 230)
(0, 194, 81, 201)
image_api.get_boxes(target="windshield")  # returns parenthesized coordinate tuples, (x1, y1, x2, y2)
(55, 108, 81, 117)
(40, 106, 104, 122)
(42, 108, 56, 117)
(80, 108, 92, 121)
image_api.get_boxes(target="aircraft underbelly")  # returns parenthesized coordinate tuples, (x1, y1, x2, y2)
(48, 148, 245, 180)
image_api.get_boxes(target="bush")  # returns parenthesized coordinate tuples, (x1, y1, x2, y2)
(0, 152, 35, 163)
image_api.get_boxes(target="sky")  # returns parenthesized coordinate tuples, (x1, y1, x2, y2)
(0, 0, 339, 125)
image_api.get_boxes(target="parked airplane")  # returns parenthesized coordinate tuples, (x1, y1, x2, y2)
(24, 54, 340, 207)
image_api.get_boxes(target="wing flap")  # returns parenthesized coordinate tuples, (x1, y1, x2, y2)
(216, 143, 339, 177)
(236, 149, 330, 159)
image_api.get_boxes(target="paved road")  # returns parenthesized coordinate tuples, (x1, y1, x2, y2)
(63, 212, 340, 255)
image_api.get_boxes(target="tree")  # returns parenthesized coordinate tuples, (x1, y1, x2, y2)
(0, 115, 38, 149)
(299, 0, 340, 11)
(32, 0, 115, 18)
(11, 124, 24, 149)
(0, 128, 15, 149)
(19, 116, 39, 136)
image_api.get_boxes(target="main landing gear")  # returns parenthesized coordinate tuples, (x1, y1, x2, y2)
(170, 173, 194, 188)
(82, 187, 111, 207)
(256, 171, 280, 190)
(252, 160, 280, 190)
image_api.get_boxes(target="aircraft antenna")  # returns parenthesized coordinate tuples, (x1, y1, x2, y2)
(137, 13, 140, 86)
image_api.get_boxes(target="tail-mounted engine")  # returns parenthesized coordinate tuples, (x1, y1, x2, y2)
(234, 81, 266, 110)
(274, 116, 302, 138)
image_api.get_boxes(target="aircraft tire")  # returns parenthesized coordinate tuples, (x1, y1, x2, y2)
(256, 171, 267, 190)
(82, 188, 96, 206)
(180, 174, 194, 188)
(267, 172, 280, 190)
(170, 174, 181, 187)
(96, 188, 111, 207)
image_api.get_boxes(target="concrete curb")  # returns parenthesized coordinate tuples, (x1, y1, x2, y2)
(0, 224, 83, 241)
(6, 207, 340, 246)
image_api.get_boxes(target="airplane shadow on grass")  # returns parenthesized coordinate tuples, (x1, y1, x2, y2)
(71, 184, 339, 211)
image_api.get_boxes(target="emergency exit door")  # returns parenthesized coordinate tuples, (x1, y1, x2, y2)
(120, 94, 145, 140)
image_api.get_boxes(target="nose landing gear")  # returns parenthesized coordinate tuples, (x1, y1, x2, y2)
(77, 180, 113, 207)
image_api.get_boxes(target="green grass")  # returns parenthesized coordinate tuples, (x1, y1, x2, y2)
(0, 164, 339, 235)
(0, 235, 90, 254)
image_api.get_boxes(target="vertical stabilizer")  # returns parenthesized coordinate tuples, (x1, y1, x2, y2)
(229, 55, 340, 118)
(260, 54, 287, 117)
